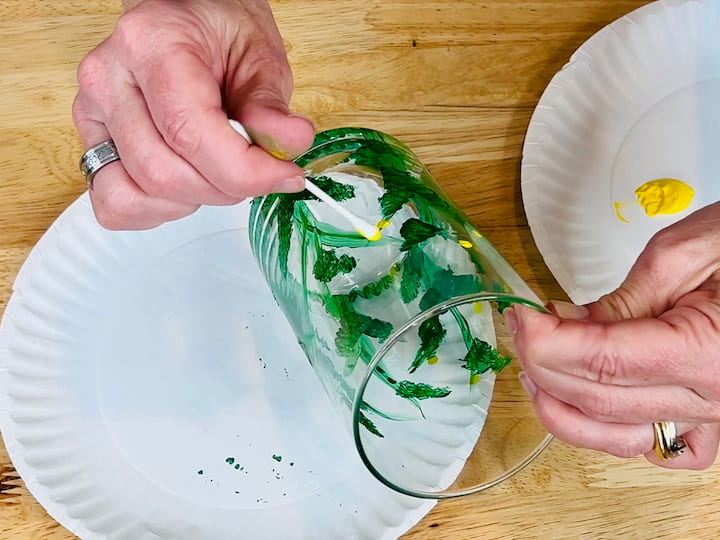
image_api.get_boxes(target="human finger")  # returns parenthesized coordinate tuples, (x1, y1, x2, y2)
(101, 82, 241, 206)
(132, 49, 306, 197)
(644, 423, 720, 470)
(227, 70, 315, 161)
(73, 100, 199, 230)
(509, 305, 697, 388)
(521, 364, 720, 425)
(519, 372, 698, 460)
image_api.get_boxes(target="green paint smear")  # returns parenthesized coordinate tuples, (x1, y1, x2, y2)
(272, 454, 282, 462)
(395, 380, 451, 400)
(461, 338, 511, 375)
(225, 457, 235, 465)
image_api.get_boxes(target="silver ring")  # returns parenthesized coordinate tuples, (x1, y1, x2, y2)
(80, 139, 121, 189)
(652, 421, 687, 460)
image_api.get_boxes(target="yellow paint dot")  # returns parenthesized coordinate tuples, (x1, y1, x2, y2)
(469, 373, 481, 385)
(635, 178, 694, 217)
(427, 356, 439, 365)
(458, 240, 473, 249)
(473, 302, 483, 314)
(377, 219, 391, 229)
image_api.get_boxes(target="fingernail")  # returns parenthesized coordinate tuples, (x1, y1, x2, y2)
(518, 371, 538, 399)
(547, 300, 589, 320)
(273, 176, 305, 193)
(503, 307, 518, 334)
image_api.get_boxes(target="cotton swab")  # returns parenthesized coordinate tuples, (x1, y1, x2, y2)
(228, 119, 382, 241)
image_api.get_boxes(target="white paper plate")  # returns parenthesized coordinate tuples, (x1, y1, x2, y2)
(0, 194, 434, 540)
(522, 0, 720, 304)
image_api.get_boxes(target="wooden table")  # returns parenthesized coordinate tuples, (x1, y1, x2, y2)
(2, 1, 718, 538)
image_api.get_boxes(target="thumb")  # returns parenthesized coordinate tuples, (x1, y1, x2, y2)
(227, 73, 315, 161)
(581, 203, 720, 323)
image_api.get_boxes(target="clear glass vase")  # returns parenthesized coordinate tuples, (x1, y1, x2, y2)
(248, 127, 551, 498)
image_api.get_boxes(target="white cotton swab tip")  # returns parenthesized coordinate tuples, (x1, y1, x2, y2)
(228, 118, 382, 241)
(302, 181, 382, 241)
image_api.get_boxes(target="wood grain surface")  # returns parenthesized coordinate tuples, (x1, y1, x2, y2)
(2, 1, 718, 539)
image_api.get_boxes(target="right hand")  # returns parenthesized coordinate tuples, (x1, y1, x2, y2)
(72, 0, 315, 230)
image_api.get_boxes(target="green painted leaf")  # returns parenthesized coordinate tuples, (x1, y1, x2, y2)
(358, 410, 384, 438)
(409, 315, 446, 373)
(419, 269, 481, 311)
(310, 174, 356, 201)
(399, 218, 443, 251)
(348, 272, 396, 301)
(395, 381, 451, 400)
(313, 248, 357, 283)
(460, 338, 512, 375)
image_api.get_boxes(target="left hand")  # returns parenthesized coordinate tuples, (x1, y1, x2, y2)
(507, 202, 720, 469)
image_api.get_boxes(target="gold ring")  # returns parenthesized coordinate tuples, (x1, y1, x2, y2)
(652, 421, 687, 460)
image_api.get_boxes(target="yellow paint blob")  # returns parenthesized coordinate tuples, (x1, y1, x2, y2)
(634, 178, 694, 217)
(613, 178, 694, 222)
(473, 302, 484, 314)
(427, 356, 439, 365)
(458, 240, 473, 249)
(469, 373, 481, 385)
(377, 219, 392, 230)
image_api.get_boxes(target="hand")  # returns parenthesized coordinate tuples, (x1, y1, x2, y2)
(73, 0, 315, 230)
(507, 202, 720, 469)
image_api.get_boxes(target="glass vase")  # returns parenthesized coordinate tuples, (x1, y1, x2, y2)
(248, 127, 551, 498)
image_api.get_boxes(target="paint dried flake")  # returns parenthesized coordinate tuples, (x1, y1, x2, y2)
(272, 454, 282, 462)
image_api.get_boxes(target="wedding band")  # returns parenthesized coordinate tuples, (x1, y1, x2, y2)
(80, 139, 121, 189)
(652, 421, 687, 460)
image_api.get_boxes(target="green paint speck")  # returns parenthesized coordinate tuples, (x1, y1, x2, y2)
(225, 457, 235, 465)
(197, 470, 203, 475)
(234, 464, 240, 470)
(272, 454, 282, 462)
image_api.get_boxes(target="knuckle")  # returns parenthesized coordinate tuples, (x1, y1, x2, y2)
(159, 112, 201, 157)
(93, 192, 140, 230)
(585, 348, 621, 384)
(137, 167, 176, 199)
(76, 52, 109, 93)
(113, 11, 148, 55)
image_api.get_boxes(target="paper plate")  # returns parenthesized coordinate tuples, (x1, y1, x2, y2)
(522, 0, 720, 304)
(0, 194, 434, 540)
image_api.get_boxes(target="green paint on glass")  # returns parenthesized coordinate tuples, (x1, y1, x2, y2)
(234, 464, 240, 470)
(395, 381, 451, 400)
(313, 248, 357, 283)
(272, 454, 282, 462)
(359, 410, 384, 438)
(399, 218, 443, 251)
(248, 128, 520, 440)
(225, 457, 235, 465)
(460, 338, 511, 375)
(410, 315, 446, 373)
(197, 470, 203, 475)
